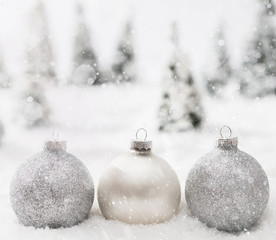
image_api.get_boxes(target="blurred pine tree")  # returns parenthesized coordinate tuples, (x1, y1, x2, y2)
(72, 2, 102, 86)
(241, 0, 276, 97)
(111, 21, 135, 83)
(158, 22, 204, 132)
(205, 25, 232, 97)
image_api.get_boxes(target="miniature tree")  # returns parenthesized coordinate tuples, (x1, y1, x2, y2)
(111, 21, 135, 83)
(19, 0, 52, 127)
(25, 0, 56, 84)
(158, 23, 204, 131)
(0, 119, 4, 146)
(20, 76, 50, 127)
(205, 26, 232, 97)
(241, 0, 276, 97)
(72, 3, 102, 85)
(0, 50, 11, 88)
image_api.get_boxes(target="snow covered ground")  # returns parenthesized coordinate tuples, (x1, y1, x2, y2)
(0, 85, 276, 239)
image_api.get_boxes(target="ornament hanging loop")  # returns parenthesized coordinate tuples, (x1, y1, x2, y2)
(131, 128, 152, 151)
(45, 129, 66, 151)
(220, 126, 232, 139)
(52, 129, 59, 142)
(136, 128, 147, 141)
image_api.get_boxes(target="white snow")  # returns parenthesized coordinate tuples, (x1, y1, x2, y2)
(0, 85, 276, 239)
(0, 0, 275, 239)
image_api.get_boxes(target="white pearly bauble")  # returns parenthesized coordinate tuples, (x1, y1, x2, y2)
(98, 135, 181, 224)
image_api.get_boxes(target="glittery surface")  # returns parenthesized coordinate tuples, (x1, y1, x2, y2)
(98, 151, 181, 224)
(185, 144, 269, 232)
(10, 146, 94, 228)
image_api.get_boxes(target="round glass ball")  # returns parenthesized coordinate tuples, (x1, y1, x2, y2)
(185, 137, 269, 232)
(10, 141, 94, 228)
(98, 147, 181, 224)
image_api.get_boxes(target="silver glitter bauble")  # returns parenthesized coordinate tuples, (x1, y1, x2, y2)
(185, 127, 269, 232)
(10, 140, 94, 228)
(98, 128, 181, 224)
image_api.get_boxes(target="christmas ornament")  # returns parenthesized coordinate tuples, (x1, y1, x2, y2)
(10, 132, 94, 228)
(185, 126, 269, 232)
(98, 128, 181, 224)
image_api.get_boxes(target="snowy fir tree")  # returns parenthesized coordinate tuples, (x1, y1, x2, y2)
(241, 0, 276, 97)
(19, 76, 50, 127)
(19, 0, 52, 127)
(0, 119, 4, 146)
(205, 26, 232, 97)
(0, 50, 11, 88)
(24, 0, 56, 84)
(111, 21, 135, 83)
(72, 3, 102, 86)
(158, 23, 204, 132)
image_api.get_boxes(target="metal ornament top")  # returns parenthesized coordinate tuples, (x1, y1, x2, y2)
(217, 126, 238, 149)
(44, 129, 67, 151)
(130, 128, 152, 151)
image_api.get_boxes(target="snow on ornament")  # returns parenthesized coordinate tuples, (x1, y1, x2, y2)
(185, 126, 269, 232)
(10, 132, 94, 228)
(98, 128, 181, 224)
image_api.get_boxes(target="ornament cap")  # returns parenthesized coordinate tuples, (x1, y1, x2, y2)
(217, 126, 238, 149)
(44, 129, 67, 151)
(44, 140, 67, 151)
(130, 128, 152, 151)
(217, 137, 238, 149)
